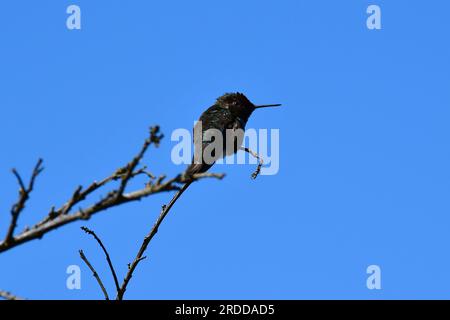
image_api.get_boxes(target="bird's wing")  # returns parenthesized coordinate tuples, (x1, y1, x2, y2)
(191, 104, 235, 164)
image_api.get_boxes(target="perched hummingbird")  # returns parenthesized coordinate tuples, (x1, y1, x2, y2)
(186, 92, 281, 176)
(164, 92, 281, 213)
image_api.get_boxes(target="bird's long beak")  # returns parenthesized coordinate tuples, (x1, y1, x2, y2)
(254, 104, 282, 109)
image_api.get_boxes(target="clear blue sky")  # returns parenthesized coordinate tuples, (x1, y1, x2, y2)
(1, 0, 449, 299)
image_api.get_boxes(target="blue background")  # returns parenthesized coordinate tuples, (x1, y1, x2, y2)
(1, 0, 449, 299)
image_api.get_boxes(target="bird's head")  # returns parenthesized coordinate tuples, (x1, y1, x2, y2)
(216, 92, 281, 121)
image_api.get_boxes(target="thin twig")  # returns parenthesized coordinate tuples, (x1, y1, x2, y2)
(115, 203, 172, 300)
(0, 290, 25, 300)
(78, 250, 110, 300)
(240, 147, 264, 179)
(116, 126, 163, 198)
(81, 226, 120, 294)
(116, 172, 225, 300)
(191, 172, 226, 180)
(4, 159, 44, 244)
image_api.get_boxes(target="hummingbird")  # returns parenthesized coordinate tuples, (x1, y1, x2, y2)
(163, 92, 281, 214)
(186, 92, 281, 176)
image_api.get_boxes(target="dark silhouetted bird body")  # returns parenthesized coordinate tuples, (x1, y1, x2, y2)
(164, 92, 280, 215)
(186, 92, 280, 176)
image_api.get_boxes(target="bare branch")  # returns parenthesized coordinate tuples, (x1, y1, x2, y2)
(115, 204, 170, 300)
(4, 159, 44, 244)
(81, 226, 120, 294)
(191, 172, 226, 180)
(0, 127, 171, 254)
(116, 172, 225, 300)
(1, 178, 179, 253)
(240, 147, 264, 179)
(0, 290, 25, 300)
(1, 125, 226, 300)
(116, 126, 163, 198)
(79, 250, 109, 300)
